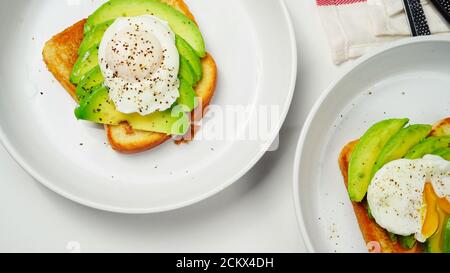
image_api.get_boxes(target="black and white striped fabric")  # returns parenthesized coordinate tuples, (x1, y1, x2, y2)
(403, 0, 431, 36)
(430, 0, 450, 24)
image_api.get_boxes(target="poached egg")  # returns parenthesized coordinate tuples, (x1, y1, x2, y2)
(98, 15, 180, 115)
(367, 155, 450, 242)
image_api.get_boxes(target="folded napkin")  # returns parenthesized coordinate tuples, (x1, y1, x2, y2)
(317, 0, 450, 64)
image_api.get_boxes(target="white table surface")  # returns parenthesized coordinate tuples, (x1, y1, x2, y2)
(0, 0, 352, 253)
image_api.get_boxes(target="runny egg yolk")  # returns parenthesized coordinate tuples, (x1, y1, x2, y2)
(438, 195, 450, 214)
(367, 155, 449, 243)
(422, 183, 439, 238)
(422, 183, 450, 239)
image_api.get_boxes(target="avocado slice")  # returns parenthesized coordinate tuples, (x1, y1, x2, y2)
(444, 217, 450, 253)
(70, 46, 99, 84)
(79, 20, 114, 57)
(372, 124, 432, 176)
(388, 232, 397, 242)
(432, 147, 450, 161)
(179, 56, 196, 86)
(348, 118, 409, 202)
(84, 0, 206, 57)
(177, 79, 197, 112)
(76, 66, 104, 102)
(405, 135, 450, 159)
(398, 235, 416, 249)
(75, 85, 189, 135)
(176, 35, 202, 81)
(426, 208, 449, 253)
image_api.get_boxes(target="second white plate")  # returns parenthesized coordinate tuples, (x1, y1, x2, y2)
(294, 37, 450, 252)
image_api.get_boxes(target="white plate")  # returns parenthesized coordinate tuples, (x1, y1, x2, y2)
(0, 0, 296, 213)
(293, 37, 450, 253)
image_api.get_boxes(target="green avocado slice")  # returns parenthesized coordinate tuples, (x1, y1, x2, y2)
(179, 56, 196, 86)
(177, 78, 197, 112)
(176, 35, 202, 81)
(78, 20, 115, 57)
(75, 85, 189, 136)
(398, 235, 416, 249)
(348, 118, 409, 202)
(76, 66, 104, 102)
(431, 147, 450, 161)
(405, 135, 450, 159)
(70, 46, 99, 85)
(426, 211, 449, 253)
(84, 0, 205, 57)
(443, 217, 450, 253)
(372, 124, 432, 177)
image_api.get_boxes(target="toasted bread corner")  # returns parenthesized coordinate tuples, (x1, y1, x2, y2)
(430, 118, 450, 137)
(42, 19, 86, 101)
(106, 122, 171, 154)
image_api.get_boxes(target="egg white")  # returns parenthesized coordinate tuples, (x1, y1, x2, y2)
(98, 15, 180, 115)
(367, 155, 450, 242)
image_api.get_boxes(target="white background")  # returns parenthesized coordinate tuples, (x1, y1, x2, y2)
(0, 0, 352, 252)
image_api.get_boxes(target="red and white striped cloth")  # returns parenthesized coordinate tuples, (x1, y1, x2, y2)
(317, 0, 366, 5)
(317, 0, 450, 64)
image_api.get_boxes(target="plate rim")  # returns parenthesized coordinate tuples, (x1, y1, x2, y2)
(0, 0, 297, 214)
(292, 36, 450, 252)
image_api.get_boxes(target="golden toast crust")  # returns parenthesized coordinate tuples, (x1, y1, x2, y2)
(107, 122, 171, 154)
(43, 19, 86, 101)
(338, 118, 450, 253)
(431, 118, 450, 137)
(42, 0, 217, 153)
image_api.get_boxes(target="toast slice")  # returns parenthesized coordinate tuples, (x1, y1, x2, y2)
(338, 118, 450, 253)
(42, 0, 217, 153)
